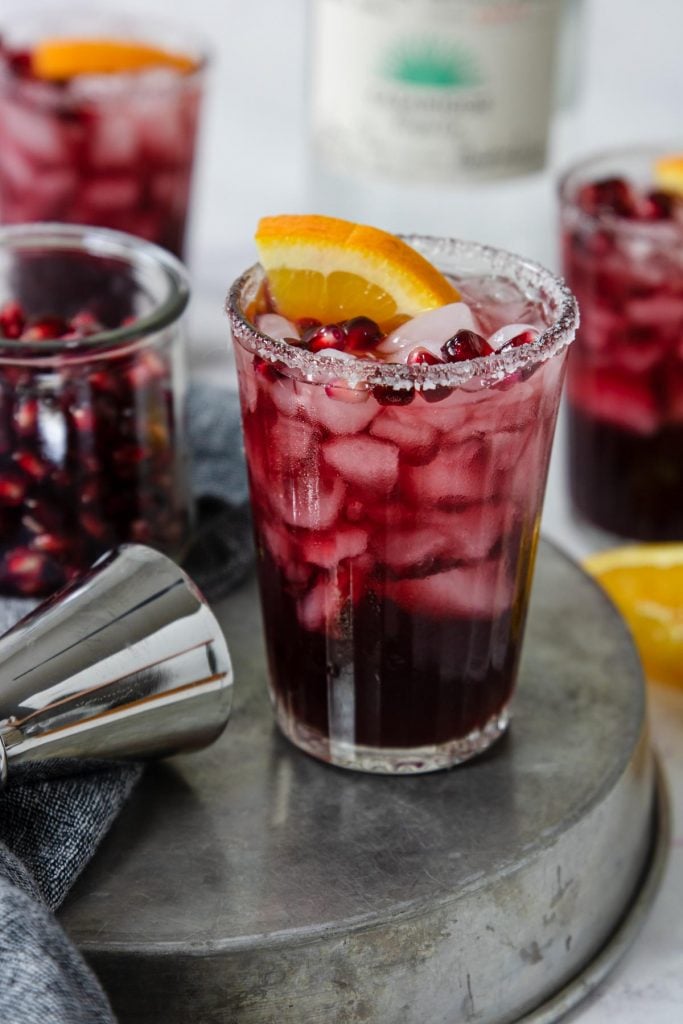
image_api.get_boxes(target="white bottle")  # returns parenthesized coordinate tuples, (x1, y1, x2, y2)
(307, 0, 566, 258)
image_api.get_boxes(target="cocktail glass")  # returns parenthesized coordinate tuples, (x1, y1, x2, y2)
(228, 236, 577, 773)
(0, 13, 205, 259)
(561, 147, 683, 539)
(0, 222, 191, 597)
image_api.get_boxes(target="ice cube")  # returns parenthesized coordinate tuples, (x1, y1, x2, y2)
(87, 108, 139, 168)
(256, 314, 300, 342)
(385, 560, 513, 619)
(324, 435, 399, 493)
(0, 99, 70, 163)
(299, 379, 378, 434)
(81, 174, 141, 211)
(299, 526, 368, 569)
(402, 438, 499, 505)
(378, 302, 480, 362)
(369, 407, 439, 454)
(272, 474, 346, 531)
(458, 275, 544, 334)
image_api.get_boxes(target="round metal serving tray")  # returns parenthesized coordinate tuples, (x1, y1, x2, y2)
(60, 539, 668, 1024)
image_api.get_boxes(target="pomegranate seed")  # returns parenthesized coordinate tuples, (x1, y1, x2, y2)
(577, 177, 635, 218)
(0, 473, 27, 505)
(640, 190, 675, 220)
(68, 310, 103, 336)
(501, 329, 538, 351)
(81, 512, 112, 540)
(70, 405, 96, 432)
(13, 398, 38, 435)
(13, 450, 48, 480)
(31, 532, 69, 555)
(343, 316, 383, 352)
(254, 355, 284, 381)
(21, 315, 69, 341)
(5, 550, 46, 594)
(420, 385, 453, 404)
(372, 385, 415, 406)
(0, 301, 25, 339)
(407, 347, 443, 366)
(441, 329, 492, 363)
(306, 324, 346, 353)
(8, 50, 32, 77)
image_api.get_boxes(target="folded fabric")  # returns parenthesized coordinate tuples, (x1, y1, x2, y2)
(0, 384, 251, 1024)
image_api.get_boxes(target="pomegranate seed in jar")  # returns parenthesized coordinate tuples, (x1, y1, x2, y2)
(0, 301, 25, 339)
(21, 315, 68, 341)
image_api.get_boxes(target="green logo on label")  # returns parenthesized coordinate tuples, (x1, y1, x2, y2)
(383, 39, 480, 89)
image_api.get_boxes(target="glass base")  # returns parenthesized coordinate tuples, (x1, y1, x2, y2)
(275, 706, 511, 775)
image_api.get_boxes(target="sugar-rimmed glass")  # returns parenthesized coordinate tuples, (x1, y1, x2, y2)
(228, 236, 577, 773)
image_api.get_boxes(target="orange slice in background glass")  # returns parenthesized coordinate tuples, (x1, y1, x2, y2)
(584, 544, 683, 687)
(254, 214, 460, 334)
(653, 154, 683, 196)
(31, 38, 197, 79)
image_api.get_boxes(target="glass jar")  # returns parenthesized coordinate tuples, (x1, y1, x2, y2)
(0, 222, 191, 596)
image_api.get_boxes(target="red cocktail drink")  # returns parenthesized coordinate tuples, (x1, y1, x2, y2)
(228, 230, 576, 773)
(561, 149, 683, 538)
(0, 18, 204, 258)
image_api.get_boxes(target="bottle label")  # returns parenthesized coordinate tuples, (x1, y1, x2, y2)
(310, 0, 564, 183)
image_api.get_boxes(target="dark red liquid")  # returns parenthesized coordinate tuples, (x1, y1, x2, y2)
(569, 406, 683, 539)
(258, 549, 519, 748)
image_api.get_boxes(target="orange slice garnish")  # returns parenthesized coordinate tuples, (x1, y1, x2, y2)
(31, 38, 197, 79)
(653, 154, 683, 196)
(254, 214, 460, 332)
(584, 544, 683, 688)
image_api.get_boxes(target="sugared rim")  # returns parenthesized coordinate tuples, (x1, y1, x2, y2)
(558, 143, 683, 236)
(0, 222, 190, 356)
(227, 234, 578, 390)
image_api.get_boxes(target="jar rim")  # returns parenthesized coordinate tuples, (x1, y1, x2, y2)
(0, 222, 190, 356)
(558, 143, 683, 237)
(227, 234, 578, 390)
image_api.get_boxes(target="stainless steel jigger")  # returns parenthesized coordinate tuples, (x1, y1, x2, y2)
(0, 545, 233, 787)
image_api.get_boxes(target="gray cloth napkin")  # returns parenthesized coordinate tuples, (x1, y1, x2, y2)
(0, 384, 251, 1024)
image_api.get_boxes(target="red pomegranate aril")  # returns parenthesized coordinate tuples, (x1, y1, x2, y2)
(640, 190, 675, 220)
(420, 385, 453, 404)
(31, 532, 69, 555)
(577, 177, 635, 218)
(0, 300, 25, 339)
(0, 473, 27, 505)
(5, 549, 46, 588)
(501, 330, 537, 351)
(21, 315, 69, 341)
(441, 329, 492, 363)
(407, 347, 443, 366)
(14, 450, 48, 480)
(343, 316, 383, 352)
(13, 397, 38, 435)
(372, 385, 415, 406)
(306, 324, 347, 353)
(68, 310, 103, 336)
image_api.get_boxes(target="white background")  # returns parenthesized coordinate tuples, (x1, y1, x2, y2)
(7, 0, 683, 1020)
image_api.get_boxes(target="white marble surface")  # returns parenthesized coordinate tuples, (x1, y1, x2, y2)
(18, 0, 683, 1018)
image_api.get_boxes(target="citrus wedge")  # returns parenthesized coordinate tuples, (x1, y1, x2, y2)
(653, 154, 683, 197)
(31, 38, 197, 80)
(584, 544, 683, 687)
(254, 214, 460, 332)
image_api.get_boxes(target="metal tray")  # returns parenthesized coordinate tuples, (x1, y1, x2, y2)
(60, 539, 667, 1024)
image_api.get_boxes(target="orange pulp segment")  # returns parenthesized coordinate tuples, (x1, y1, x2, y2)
(254, 214, 460, 332)
(583, 543, 683, 687)
(31, 38, 197, 80)
(653, 155, 683, 196)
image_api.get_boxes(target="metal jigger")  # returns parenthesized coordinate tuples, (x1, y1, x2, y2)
(0, 545, 233, 787)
